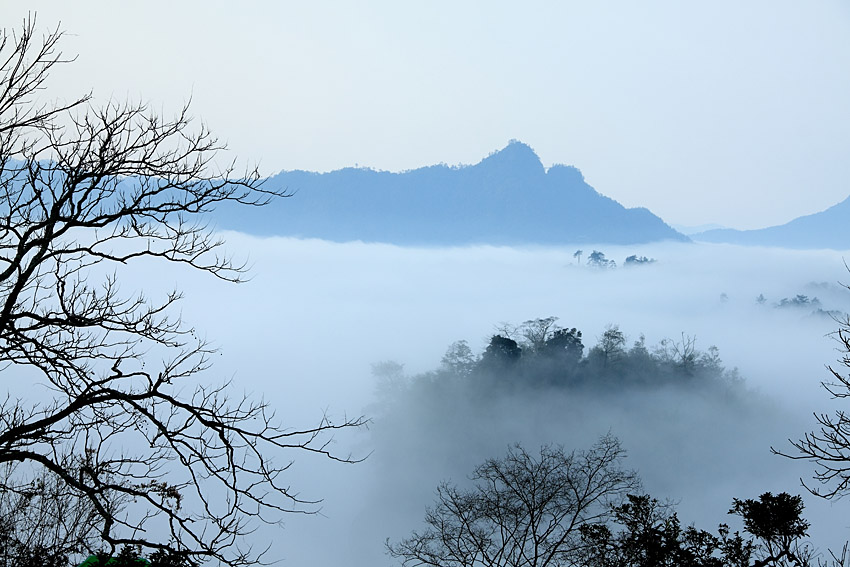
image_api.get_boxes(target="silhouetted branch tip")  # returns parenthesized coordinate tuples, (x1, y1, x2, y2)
(0, 16, 362, 566)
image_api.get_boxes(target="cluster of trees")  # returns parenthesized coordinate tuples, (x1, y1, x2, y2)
(776, 295, 822, 309)
(388, 436, 831, 567)
(752, 293, 842, 319)
(573, 250, 656, 269)
(624, 254, 657, 266)
(0, 542, 193, 567)
(429, 317, 737, 393)
(385, 307, 850, 567)
(755, 293, 823, 309)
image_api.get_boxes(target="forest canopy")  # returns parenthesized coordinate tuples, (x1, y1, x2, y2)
(375, 317, 742, 401)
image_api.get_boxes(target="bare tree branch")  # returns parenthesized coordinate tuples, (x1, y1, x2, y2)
(773, 314, 850, 500)
(0, 15, 364, 565)
(387, 435, 638, 567)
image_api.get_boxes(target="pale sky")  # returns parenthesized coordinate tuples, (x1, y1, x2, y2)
(4, 1, 849, 230)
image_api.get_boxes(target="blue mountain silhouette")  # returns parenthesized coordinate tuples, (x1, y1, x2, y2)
(216, 141, 688, 245)
(693, 196, 850, 249)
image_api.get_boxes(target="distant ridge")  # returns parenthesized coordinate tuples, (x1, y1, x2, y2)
(693, 196, 850, 250)
(216, 141, 688, 245)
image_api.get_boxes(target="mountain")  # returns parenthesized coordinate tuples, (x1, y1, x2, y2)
(670, 223, 727, 236)
(693, 196, 850, 249)
(215, 141, 688, 245)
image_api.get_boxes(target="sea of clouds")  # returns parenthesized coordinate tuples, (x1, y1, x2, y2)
(101, 235, 850, 566)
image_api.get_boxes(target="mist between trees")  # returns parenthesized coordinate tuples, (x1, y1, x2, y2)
(365, 315, 850, 567)
(372, 317, 743, 400)
(4, 12, 850, 567)
(387, 434, 830, 567)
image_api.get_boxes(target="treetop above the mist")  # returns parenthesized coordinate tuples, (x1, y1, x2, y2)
(376, 318, 741, 403)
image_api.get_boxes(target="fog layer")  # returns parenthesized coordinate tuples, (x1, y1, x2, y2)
(129, 236, 849, 566)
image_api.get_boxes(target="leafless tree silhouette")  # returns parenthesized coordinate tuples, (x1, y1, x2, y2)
(0, 15, 364, 565)
(387, 435, 638, 567)
(775, 310, 850, 501)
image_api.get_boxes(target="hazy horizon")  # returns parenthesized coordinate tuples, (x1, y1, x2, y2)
(2, 5, 849, 565)
(3, 2, 849, 230)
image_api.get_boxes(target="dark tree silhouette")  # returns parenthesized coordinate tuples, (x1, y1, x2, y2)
(540, 327, 584, 363)
(580, 493, 753, 567)
(580, 492, 812, 567)
(587, 250, 616, 269)
(653, 333, 699, 375)
(481, 335, 522, 366)
(387, 435, 638, 567)
(78, 544, 194, 567)
(729, 493, 810, 567)
(519, 317, 561, 354)
(588, 325, 627, 370)
(623, 255, 655, 266)
(0, 16, 363, 565)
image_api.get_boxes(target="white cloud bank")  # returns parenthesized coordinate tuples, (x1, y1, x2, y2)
(131, 234, 849, 566)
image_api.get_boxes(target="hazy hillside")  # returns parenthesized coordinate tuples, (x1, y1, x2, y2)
(693, 196, 850, 249)
(215, 141, 688, 245)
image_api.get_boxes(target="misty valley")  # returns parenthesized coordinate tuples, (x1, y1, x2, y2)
(3, 151, 849, 565)
(2, 13, 849, 566)
(372, 315, 821, 567)
(173, 236, 850, 566)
